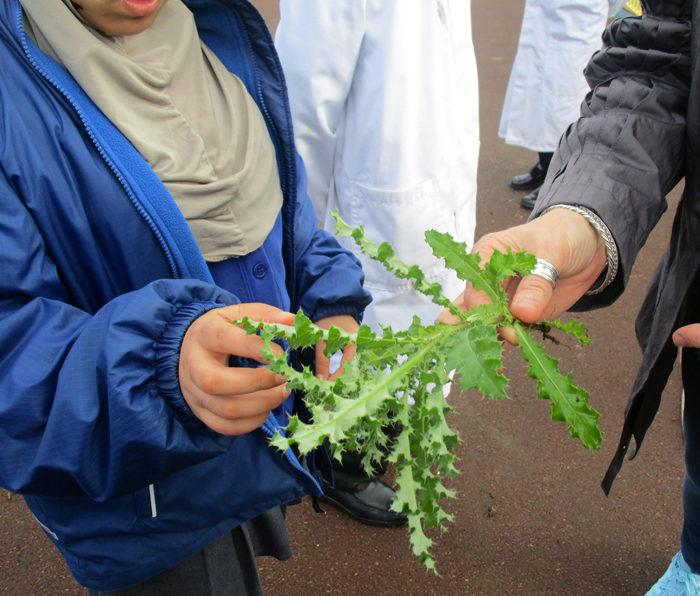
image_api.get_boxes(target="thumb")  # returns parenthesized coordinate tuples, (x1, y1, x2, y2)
(510, 276, 554, 324)
(673, 324, 700, 349)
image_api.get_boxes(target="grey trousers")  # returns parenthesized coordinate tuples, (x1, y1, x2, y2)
(86, 507, 291, 596)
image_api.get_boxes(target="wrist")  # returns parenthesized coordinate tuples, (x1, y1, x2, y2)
(540, 205, 618, 295)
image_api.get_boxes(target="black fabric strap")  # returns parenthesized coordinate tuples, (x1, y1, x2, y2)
(602, 335, 679, 495)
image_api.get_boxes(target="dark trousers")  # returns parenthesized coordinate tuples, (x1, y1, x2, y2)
(538, 151, 553, 173)
(682, 348, 700, 573)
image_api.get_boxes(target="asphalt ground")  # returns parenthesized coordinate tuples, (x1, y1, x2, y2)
(0, 1, 687, 594)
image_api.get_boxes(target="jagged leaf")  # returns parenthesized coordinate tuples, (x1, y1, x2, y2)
(443, 323, 508, 398)
(544, 318, 592, 346)
(514, 324, 602, 450)
(333, 211, 453, 311)
(484, 248, 536, 283)
(424, 230, 498, 300)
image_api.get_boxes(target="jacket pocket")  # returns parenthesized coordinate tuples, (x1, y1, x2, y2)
(345, 178, 449, 291)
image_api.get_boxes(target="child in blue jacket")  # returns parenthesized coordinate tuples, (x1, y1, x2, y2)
(0, 0, 371, 593)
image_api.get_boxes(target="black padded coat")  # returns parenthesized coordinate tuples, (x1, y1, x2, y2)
(531, 0, 696, 493)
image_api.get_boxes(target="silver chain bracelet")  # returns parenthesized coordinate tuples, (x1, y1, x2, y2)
(540, 205, 619, 295)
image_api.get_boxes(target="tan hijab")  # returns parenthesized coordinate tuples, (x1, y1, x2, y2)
(21, 0, 283, 261)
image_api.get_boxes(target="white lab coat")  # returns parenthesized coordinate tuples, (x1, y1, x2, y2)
(499, 0, 611, 152)
(275, 0, 479, 332)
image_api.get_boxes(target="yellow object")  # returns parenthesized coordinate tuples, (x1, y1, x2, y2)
(622, 0, 642, 16)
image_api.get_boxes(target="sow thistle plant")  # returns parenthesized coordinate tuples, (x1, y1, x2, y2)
(234, 212, 602, 573)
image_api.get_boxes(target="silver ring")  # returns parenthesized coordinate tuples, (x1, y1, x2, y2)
(531, 258, 559, 289)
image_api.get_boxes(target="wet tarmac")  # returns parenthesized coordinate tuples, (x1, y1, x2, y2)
(0, 1, 686, 594)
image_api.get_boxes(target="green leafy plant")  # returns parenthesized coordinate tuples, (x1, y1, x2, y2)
(234, 212, 601, 573)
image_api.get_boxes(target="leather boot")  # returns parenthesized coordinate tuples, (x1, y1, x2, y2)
(319, 422, 407, 527)
(319, 477, 408, 527)
(511, 162, 546, 191)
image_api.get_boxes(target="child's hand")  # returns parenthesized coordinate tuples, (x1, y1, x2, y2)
(179, 303, 296, 435)
(313, 315, 359, 381)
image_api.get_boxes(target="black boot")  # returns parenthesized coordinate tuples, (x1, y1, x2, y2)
(319, 476, 407, 527)
(511, 151, 553, 191)
(510, 162, 546, 191)
(319, 423, 407, 526)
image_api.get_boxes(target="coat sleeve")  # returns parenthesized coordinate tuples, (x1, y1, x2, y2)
(531, 0, 692, 311)
(0, 174, 242, 501)
(290, 153, 372, 323)
(275, 0, 366, 219)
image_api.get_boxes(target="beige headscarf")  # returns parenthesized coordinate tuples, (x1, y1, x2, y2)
(21, 0, 283, 261)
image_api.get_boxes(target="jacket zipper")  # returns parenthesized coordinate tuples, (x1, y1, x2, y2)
(14, 3, 181, 280)
(232, 8, 298, 303)
(234, 11, 287, 195)
(211, 10, 311, 489)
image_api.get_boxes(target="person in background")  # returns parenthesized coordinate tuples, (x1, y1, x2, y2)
(0, 0, 370, 594)
(500, 0, 623, 209)
(274, 0, 479, 527)
(445, 0, 699, 593)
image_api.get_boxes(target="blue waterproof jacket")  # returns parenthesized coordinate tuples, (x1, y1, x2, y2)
(0, 0, 371, 590)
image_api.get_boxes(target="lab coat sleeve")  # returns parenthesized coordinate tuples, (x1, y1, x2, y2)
(531, 1, 691, 311)
(275, 0, 366, 219)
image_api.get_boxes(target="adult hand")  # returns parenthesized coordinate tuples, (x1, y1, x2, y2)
(179, 303, 296, 435)
(674, 324, 700, 349)
(440, 208, 609, 343)
(314, 315, 360, 381)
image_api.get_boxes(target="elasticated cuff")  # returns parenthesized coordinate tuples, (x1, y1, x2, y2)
(307, 301, 364, 326)
(155, 301, 228, 424)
